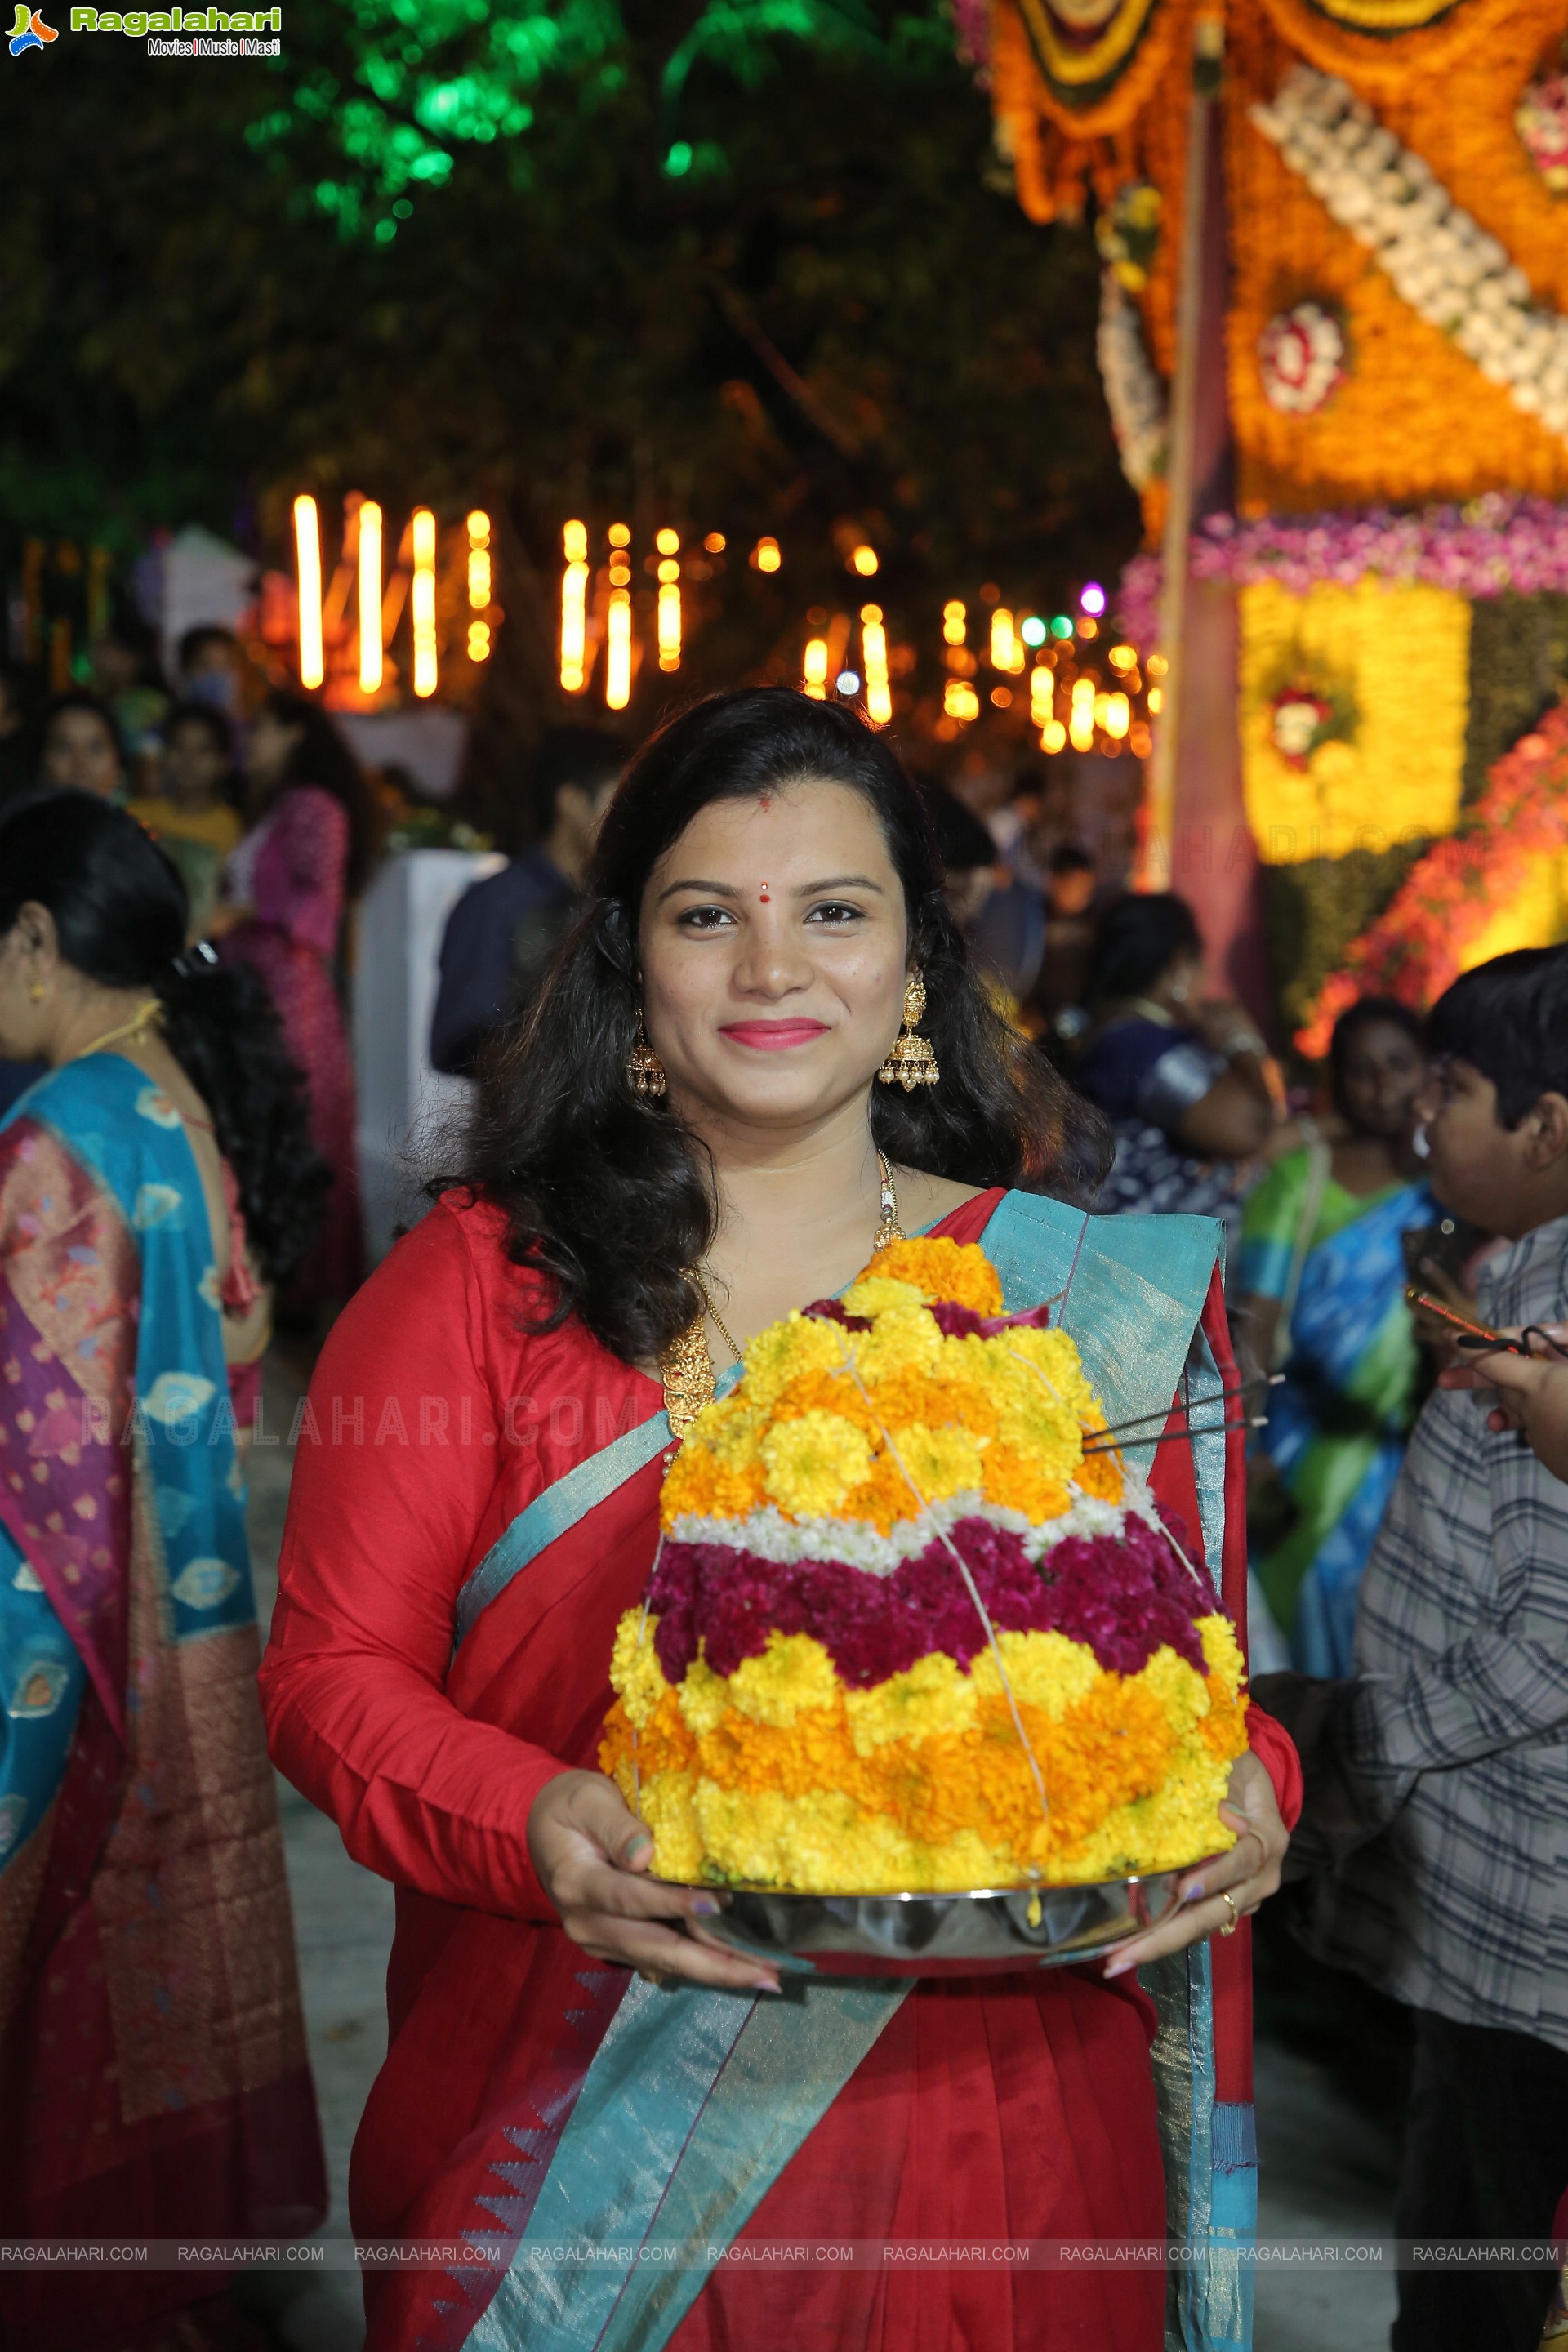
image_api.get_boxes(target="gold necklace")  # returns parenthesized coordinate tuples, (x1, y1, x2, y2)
(69, 998, 164, 1063)
(661, 1152, 902, 1441)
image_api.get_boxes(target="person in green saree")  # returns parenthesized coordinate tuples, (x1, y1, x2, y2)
(1236, 996, 1433, 1677)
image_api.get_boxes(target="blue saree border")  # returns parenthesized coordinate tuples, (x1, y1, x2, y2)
(452, 1363, 743, 1650)
(466, 1975, 904, 2352)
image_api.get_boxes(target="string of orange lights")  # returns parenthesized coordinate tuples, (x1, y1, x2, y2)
(288, 496, 1152, 755)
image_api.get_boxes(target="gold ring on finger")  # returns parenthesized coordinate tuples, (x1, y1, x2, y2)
(637, 1967, 666, 1986)
(1218, 1890, 1240, 1937)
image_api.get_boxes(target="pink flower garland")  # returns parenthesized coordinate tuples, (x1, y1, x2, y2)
(1295, 699, 1568, 1058)
(648, 1511, 1216, 1690)
(1114, 492, 1568, 654)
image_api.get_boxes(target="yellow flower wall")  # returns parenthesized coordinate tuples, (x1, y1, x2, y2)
(1238, 577, 1472, 861)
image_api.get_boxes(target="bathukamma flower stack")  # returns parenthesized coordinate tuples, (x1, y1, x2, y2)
(600, 1237, 1248, 1894)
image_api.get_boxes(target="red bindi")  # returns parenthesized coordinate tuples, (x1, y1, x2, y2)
(759, 882, 771, 902)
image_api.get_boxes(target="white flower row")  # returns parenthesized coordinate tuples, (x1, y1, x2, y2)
(1250, 65, 1568, 443)
(666, 1470, 1162, 1581)
(1097, 270, 1169, 491)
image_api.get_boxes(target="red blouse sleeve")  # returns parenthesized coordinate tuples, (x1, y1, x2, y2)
(257, 1205, 573, 1922)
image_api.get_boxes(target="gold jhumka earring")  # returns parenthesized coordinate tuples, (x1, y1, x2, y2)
(626, 1011, 666, 1098)
(878, 969, 939, 1092)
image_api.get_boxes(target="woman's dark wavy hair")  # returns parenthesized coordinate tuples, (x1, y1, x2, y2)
(262, 689, 380, 897)
(0, 791, 328, 1284)
(449, 687, 1112, 1365)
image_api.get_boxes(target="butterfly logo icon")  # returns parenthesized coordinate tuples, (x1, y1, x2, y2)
(7, 3, 57, 50)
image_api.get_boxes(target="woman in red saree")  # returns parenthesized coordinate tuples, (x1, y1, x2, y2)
(262, 690, 1298, 2352)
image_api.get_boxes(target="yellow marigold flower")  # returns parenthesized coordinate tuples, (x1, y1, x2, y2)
(862, 1237, 1003, 1315)
(707, 1401, 769, 1468)
(695, 1783, 924, 1893)
(726, 1632, 841, 1727)
(639, 1769, 706, 1882)
(890, 1419, 987, 1503)
(608, 1609, 670, 1731)
(675, 1655, 730, 1737)
(1136, 1644, 1209, 1741)
(760, 1408, 875, 1517)
(853, 1301, 944, 1384)
(1199, 1611, 1247, 1700)
(738, 1311, 848, 1410)
(1003, 1325, 1098, 1418)
(970, 1628, 1102, 1720)
(844, 1650, 978, 1752)
(840, 1273, 928, 1320)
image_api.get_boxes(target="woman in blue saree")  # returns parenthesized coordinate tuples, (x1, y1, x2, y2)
(1236, 996, 1432, 1677)
(0, 793, 328, 2350)
(261, 693, 1298, 2352)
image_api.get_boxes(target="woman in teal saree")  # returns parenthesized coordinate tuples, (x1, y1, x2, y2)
(261, 692, 1298, 2352)
(0, 794, 327, 2350)
(1236, 998, 1432, 1677)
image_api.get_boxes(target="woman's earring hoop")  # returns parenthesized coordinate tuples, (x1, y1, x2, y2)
(626, 1010, 667, 1099)
(878, 969, 939, 1092)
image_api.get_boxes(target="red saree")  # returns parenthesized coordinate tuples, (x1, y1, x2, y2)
(261, 1187, 1298, 2352)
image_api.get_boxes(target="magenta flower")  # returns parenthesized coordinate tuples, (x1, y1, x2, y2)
(648, 1513, 1223, 1688)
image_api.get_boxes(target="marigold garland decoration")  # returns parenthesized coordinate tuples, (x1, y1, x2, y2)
(1296, 696, 1568, 1055)
(600, 1236, 1249, 1894)
(1225, 0, 1568, 514)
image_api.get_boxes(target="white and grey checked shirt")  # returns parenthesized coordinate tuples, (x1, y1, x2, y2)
(1305, 1213, 1568, 2050)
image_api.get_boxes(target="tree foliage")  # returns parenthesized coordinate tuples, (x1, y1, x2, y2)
(0, 2, 1136, 759)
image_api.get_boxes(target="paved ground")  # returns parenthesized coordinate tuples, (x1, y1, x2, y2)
(242, 1350, 1402, 2352)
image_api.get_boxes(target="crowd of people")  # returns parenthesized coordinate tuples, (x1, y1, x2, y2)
(0, 671, 1565, 2352)
(0, 638, 372, 1312)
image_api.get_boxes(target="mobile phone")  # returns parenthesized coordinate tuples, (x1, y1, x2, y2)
(1403, 1288, 1527, 1354)
(1401, 1216, 1489, 1288)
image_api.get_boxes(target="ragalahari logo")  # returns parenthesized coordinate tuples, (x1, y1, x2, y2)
(7, 3, 57, 48)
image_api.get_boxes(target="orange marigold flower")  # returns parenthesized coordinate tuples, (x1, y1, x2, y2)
(1073, 1447, 1124, 1504)
(980, 1445, 1071, 1522)
(862, 1237, 1003, 1315)
(599, 1688, 696, 1781)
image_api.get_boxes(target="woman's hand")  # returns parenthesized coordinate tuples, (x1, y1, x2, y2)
(1440, 1328, 1568, 1481)
(1102, 1749, 1288, 1979)
(527, 1770, 781, 1996)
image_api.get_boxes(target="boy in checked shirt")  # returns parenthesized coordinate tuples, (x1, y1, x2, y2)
(1262, 944, 1568, 2352)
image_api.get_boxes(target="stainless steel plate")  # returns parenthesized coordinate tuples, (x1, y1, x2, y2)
(662, 1860, 1216, 1976)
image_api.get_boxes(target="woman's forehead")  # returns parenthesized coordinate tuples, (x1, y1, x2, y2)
(654, 778, 893, 875)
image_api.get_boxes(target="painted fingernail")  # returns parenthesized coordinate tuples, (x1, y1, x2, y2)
(1183, 1878, 1207, 1903)
(626, 1833, 653, 1861)
(690, 1895, 721, 1916)
(751, 1976, 782, 1995)
(1103, 1955, 1132, 1978)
